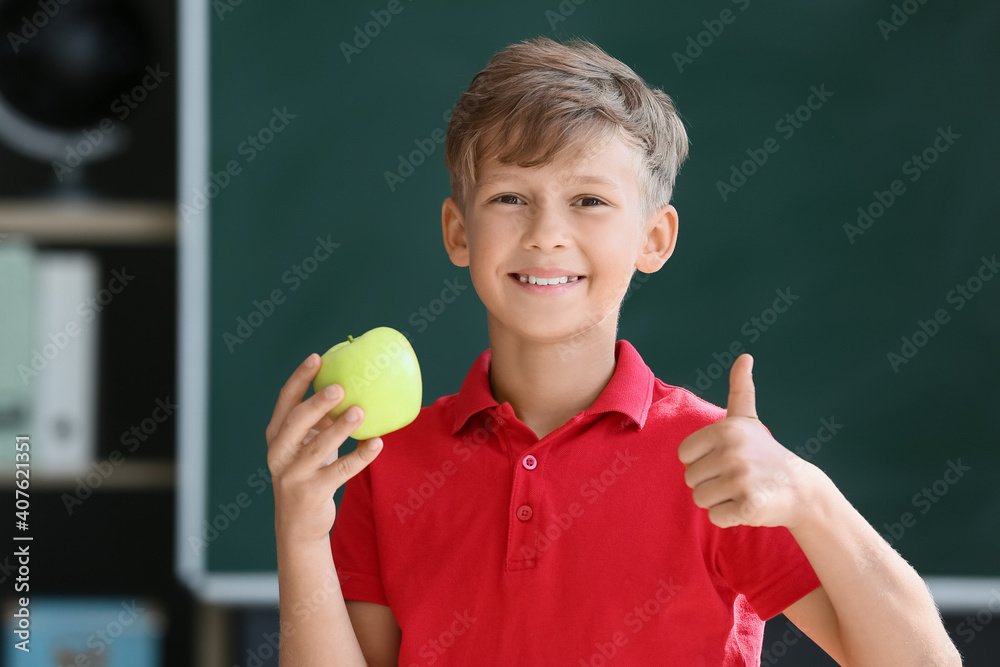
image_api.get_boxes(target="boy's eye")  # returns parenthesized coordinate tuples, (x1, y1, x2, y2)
(493, 194, 524, 205)
(574, 196, 605, 207)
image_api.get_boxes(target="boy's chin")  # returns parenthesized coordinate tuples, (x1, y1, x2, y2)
(495, 315, 611, 346)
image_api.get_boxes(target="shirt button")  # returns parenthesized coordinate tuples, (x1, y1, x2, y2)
(516, 505, 533, 521)
(522, 455, 537, 470)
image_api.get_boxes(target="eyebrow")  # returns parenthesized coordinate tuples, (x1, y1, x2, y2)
(475, 172, 623, 193)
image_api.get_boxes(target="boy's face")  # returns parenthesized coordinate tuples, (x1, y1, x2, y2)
(442, 135, 678, 344)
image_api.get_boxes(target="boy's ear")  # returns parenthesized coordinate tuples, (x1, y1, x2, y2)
(635, 204, 679, 274)
(441, 197, 470, 267)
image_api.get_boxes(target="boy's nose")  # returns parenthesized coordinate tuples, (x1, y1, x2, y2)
(523, 208, 570, 249)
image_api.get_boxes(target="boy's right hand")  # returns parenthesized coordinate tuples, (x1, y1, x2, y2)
(266, 353, 383, 544)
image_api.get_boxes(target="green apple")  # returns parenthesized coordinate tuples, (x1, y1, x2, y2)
(313, 326, 422, 440)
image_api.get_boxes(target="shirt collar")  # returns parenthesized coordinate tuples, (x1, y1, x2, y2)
(449, 339, 654, 435)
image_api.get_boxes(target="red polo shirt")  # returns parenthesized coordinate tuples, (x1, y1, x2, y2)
(330, 339, 821, 666)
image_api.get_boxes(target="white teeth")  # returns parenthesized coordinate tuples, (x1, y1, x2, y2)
(517, 274, 580, 285)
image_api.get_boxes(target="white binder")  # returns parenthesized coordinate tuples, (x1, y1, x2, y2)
(31, 251, 101, 476)
(0, 238, 35, 472)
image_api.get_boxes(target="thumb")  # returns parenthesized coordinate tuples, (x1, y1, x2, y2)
(726, 354, 758, 420)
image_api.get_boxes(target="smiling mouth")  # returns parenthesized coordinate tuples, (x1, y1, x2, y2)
(509, 273, 584, 285)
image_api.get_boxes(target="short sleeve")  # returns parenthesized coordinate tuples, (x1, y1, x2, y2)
(715, 523, 821, 620)
(330, 464, 389, 606)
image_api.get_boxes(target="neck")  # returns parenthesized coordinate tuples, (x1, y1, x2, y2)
(486, 312, 619, 439)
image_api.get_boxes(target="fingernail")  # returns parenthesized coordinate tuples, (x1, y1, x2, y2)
(323, 385, 341, 399)
(304, 354, 317, 368)
(365, 438, 382, 452)
(345, 407, 361, 423)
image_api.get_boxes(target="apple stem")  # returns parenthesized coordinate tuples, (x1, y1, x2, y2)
(347, 335, 354, 343)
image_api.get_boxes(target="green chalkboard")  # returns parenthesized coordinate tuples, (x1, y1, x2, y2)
(183, 0, 1000, 600)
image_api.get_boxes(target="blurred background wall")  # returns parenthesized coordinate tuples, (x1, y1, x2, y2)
(0, 0, 998, 665)
(0, 0, 186, 664)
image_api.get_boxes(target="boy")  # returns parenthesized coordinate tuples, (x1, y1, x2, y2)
(265, 36, 961, 665)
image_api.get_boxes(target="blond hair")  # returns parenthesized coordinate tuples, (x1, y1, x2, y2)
(445, 36, 689, 222)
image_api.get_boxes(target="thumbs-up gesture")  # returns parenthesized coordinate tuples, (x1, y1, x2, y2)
(677, 354, 813, 529)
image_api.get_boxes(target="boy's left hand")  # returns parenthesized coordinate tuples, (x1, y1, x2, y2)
(677, 354, 814, 530)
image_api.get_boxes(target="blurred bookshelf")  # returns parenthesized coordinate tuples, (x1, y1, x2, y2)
(0, 0, 192, 662)
(0, 202, 189, 664)
(0, 211, 178, 493)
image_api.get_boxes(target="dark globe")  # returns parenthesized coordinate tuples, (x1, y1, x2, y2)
(0, 0, 152, 130)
